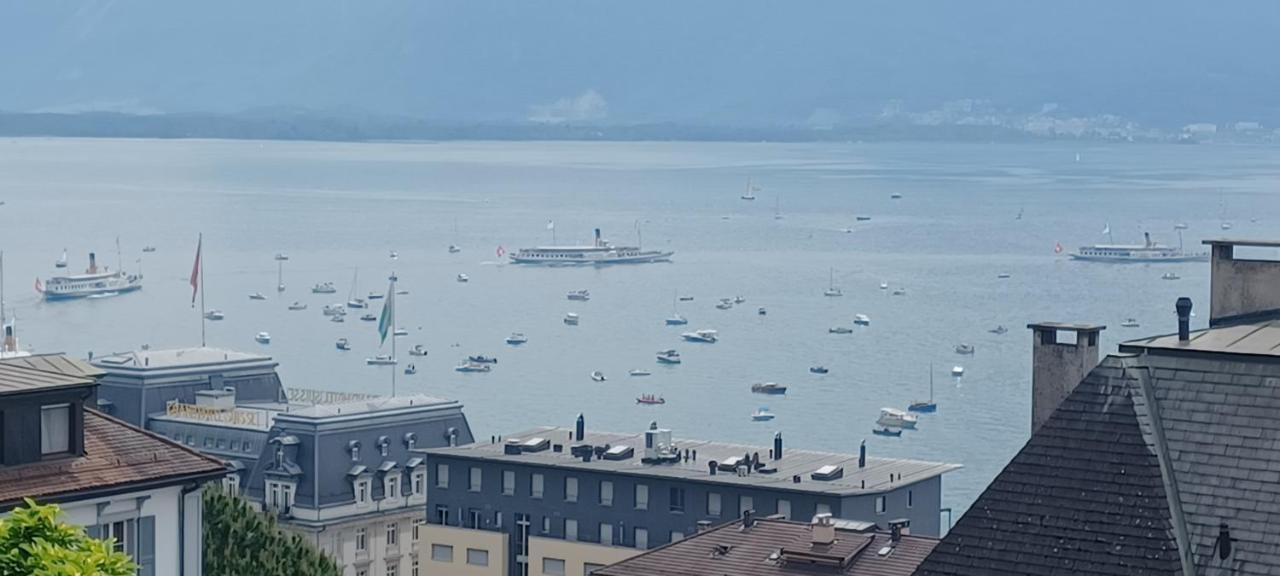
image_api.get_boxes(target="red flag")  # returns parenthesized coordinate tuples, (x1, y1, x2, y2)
(1054, 242, 1063, 254)
(190, 235, 202, 306)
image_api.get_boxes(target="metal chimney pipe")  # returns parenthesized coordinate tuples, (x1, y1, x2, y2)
(773, 432, 783, 460)
(1176, 297, 1193, 342)
(858, 440, 866, 468)
(575, 413, 585, 441)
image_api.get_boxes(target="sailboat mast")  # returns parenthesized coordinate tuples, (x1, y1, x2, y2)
(1, 251, 6, 328)
(116, 236, 123, 272)
(929, 364, 934, 402)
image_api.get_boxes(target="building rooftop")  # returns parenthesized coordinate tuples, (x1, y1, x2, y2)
(91, 347, 272, 371)
(0, 409, 228, 509)
(1121, 319, 1280, 357)
(275, 391, 458, 419)
(424, 426, 960, 497)
(0, 353, 105, 379)
(0, 362, 94, 396)
(594, 517, 937, 576)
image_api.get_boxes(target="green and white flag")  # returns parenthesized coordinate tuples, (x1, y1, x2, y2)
(377, 278, 395, 345)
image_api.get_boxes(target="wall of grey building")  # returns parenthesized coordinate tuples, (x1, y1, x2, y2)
(839, 475, 942, 536)
(94, 369, 283, 429)
(147, 419, 266, 485)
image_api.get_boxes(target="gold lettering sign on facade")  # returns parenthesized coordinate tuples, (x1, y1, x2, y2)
(165, 400, 265, 428)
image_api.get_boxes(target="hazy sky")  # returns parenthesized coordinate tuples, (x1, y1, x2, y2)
(2, 1, 1277, 127)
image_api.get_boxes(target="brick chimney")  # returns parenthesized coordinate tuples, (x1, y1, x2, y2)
(1027, 322, 1104, 433)
(811, 513, 835, 546)
(1203, 239, 1280, 326)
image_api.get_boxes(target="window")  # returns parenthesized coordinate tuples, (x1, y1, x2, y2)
(435, 505, 450, 525)
(542, 516, 551, 533)
(243, 440, 254, 452)
(669, 487, 685, 512)
(386, 522, 398, 546)
(503, 470, 516, 495)
(908, 489, 914, 508)
(532, 473, 545, 498)
(670, 531, 684, 542)
(355, 479, 370, 504)
(495, 511, 503, 529)
(203, 437, 213, 448)
(185, 434, 194, 446)
(599, 523, 613, 545)
(542, 557, 566, 576)
(216, 438, 227, 450)
(584, 563, 606, 575)
(635, 527, 648, 550)
(356, 570, 367, 576)
(466, 548, 489, 566)
(100, 519, 134, 556)
(635, 484, 649, 510)
(436, 463, 449, 488)
(565, 519, 578, 540)
(223, 474, 240, 497)
(740, 495, 754, 516)
(467, 508, 482, 529)
(431, 544, 453, 562)
(875, 496, 886, 515)
(777, 499, 792, 520)
(599, 481, 613, 506)
(355, 527, 367, 552)
(565, 477, 578, 502)
(386, 475, 400, 499)
(412, 470, 425, 496)
(40, 404, 70, 455)
(412, 519, 425, 542)
(229, 439, 239, 451)
(816, 503, 832, 517)
(386, 564, 398, 576)
(706, 492, 720, 516)
(469, 467, 482, 492)
(411, 559, 419, 576)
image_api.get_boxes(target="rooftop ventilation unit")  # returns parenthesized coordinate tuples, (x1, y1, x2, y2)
(570, 444, 594, 458)
(603, 445, 634, 461)
(503, 440, 523, 455)
(718, 456, 745, 471)
(811, 464, 844, 481)
(521, 437, 550, 453)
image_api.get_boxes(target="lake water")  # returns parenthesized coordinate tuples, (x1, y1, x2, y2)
(3, 137, 1279, 520)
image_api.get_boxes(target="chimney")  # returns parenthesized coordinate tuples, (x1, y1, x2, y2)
(594, 228, 602, 247)
(1203, 239, 1280, 326)
(742, 509, 754, 528)
(575, 413, 585, 441)
(773, 432, 783, 460)
(811, 514, 835, 545)
(1176, 297, 1193, 342)
(87, 252, 97, 274)
(888, 518, 910, 543)
(2, 324, 14, 353)
(708, 461, 717, 475)
(1027, 322, 1105, 434)
(858, 440, 866, 468)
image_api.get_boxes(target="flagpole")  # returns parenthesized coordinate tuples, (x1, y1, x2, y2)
(199, 233, 206, 347)
(390, 273, 397, 397)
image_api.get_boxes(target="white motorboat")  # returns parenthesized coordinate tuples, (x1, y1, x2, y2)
(457, 273, 469, 283)
(879, 282, 889, 290)
(322, 304, 345, 316)
(1161, 272, 1181, 280)
(951, 366, 965, 377)
(203, 310, 225, 321)
(274, 253, 289, 261)
(404, 364, 416, 375)
(287, 301, 307, 311)
(335, 338, 350, 351)
(681, 329, 719, 343)
(347, 298, 366, 309)
(1121, 318, 1141, 328)
(408, 344, 428, 356)
(824, 268, 842, 297)
(665, 313, 689, 326)
(55, 249, 68, 269)
(988, 325, 1008, 335)
(368, 291, 384, 300)
(751, 407, 776, 421)
(751, 383, 788, 395)
(448, 244, 461, 254)
(360, 313, 377, 322)
(629, 369, 651, 377)
(389, 250, 398, 260)
(312, 282, 337, 294)
(254, 332, 271, 344)
(394, 328, 409, 337)
(366, 355, 397, 366)
(733, 296, 746, 304)
(955, 344, 975, 355)
(877, 407, 918, 429)
(330, 315, 345, 323)
(829, 326, 853, 334)
(656, 349, 681, 364)
(249, 292, 266, 301)
(505, 333, 528, 345)
(590, 371, 606, 382)
(715, 299, 733, 310)
(455, 361, 491, 373)
(853, 314, 871, 326)
(564, 313, 580, 325)
(567, 289, 591, 301)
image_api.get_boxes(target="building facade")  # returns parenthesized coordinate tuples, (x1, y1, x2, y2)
(421, 417, 959, 576)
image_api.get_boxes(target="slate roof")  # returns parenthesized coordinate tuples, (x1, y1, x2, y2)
(0, 362, 95, 395)
(918, 335, 1280, 576)
(0, 409, 228, 509)
(0, 353, 105, 379)
(596, 517, 937, 576)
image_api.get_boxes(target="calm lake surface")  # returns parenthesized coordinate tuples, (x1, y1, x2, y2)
(3, 137, 1279, 520)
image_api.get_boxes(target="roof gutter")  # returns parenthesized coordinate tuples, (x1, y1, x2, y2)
(1125, 357, 1197, 576)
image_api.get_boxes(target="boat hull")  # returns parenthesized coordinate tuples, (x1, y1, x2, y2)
(510, 250, 674, 265)
(1069, 253, 1208, 263)
(43, 282, 142, 301)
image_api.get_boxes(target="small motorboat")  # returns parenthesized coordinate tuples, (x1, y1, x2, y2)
(892, 288, 907, 296)
(757, 307, 767, 316)
(656, 349, 682, 364)
(394, 328, 409, 337)
(336, 338, 351, 350)
(890, 192, 903, 199)
(360, 313, 377, 322)
(853, 314, 871, 326)
(988, 325, 1008, 335)
(877, 407, 918, 429)
(408, 344, 428, 356)
(396, 289, 409, 295)
(678, 296, 695, 302)
(629, 369, 652, 377)
(855, 215, 872, 222)
(751, 407, 776, 421)
(824, 287, 843, 297)
(468, 355, 498, 364)
(287, 301, 307, 311)
(389, 250, 398, 260)
(505, 333, 528, 345)
(681, 329, 719, 343)
(249, 292, 266, 300)
(879, 282, 889, 290)
(564, 313, 580, 325)
(142, 246, 157, 253)
(715, 300, 733, 310)
(55, 249, 68, 268)
(323, 304, 345, 316)
(1121, 318, 1141, 328)
(456, 273, 469, 283)
(368, 292, 384, 300)
(997, 273, 1011, 279)
(952, 366, 965, 377)
(448, 244, 461, 254)
(366, 355, 397, 366)
(733, 296, 746, 304)
(312, 282, 337, 294)
(636, 395, 665, 405)
(330, 315, 345, 323)
(873, 427, 903, 437)
(203, 310, 225, 321)
(590, 371, 606, 382)
(274, 253, 289, 261)
(1161, 272, 1181, 281)
(254, 332, 271, 344)
(751, 383, 787, 395)
(955, 344, 975, 355)
(829, 326, 853, 334)
(347, 298, 367, 309)
(665, 314, 689, 326)
(567, 289, 591, 301)
(455, 361, 491, 373)
(809, 366, 829, 374)
(404, 364, 416, 375)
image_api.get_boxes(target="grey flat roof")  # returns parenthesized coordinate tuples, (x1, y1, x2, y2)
(0, 362, 95, 396)
(1121, 319, 1280, 357)
(0, 354, 105, 379)
(276, 394, 460, 419)
(1027, 322, 1105, 332)
(425, 426, 960, 497)
(1202, 239, 1280, 248)
(92, 347, 272, 371)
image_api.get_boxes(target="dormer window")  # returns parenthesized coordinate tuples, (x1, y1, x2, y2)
(274, 445, 285, 467)
(348, 440, 361, 462)
(404, 432, 417, 451)
(378, 436, 390, 457)
(386, 475, 400, 499)
(40, 404, 71, 455)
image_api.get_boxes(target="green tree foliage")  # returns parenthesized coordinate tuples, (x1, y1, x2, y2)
(203, 488, 340, 576)
(0, 498, 136, 576)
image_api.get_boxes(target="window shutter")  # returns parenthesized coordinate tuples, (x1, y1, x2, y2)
(137, 516, 156, 576)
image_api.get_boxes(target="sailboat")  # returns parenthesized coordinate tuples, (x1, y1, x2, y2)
(665, 290, 688, 325)
(1220, 194, 1233, 230)
(276, 259, 285, 292)
(741, 178, 757, 200)
(448, 218, 462, 253)
(773, 193, 783, 220)
(908, 366, 937, 413)
(346, 268, 366, 308)
(54, 249, 68, 269)
(823, 268, 842, 297)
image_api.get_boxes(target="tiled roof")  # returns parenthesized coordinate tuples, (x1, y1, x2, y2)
(596, 517, 937, 576)
(918, 345, 1280, 576)
(0, 409, 228, 508)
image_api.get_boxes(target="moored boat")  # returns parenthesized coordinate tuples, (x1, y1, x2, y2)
(254, 332, 271, 344)
(590, 371, 606, 382)
(408, 344, 428, 356)
(312, 282, 337, 294)
(955, 343, 975, 355)
(564, 313, 580, 325)
(829, 326, 853, 334)
(853, 314, 871, 326)
(680, 329, 718, 343)
(751, 407, 776, 421)
(468, 355, 498, 364)
(656, 349, 682, 364)
(751, 382, 787, 395)
(455, 361, 491, 373)
(335, 338, 350, 351)
(809, 366, 828, 374)
(636, 394, 665, 405)
(203, 310, 225, 321)
(249, 292, 266, 300)
(287, 301, 307, 311)
(629, 369, 651, 377)
(873, 427, 902, 437)
(567, 289, 591, 301)
(877, 407, 917, 429)
(505, 333, 528, 345)
(366, 355, 397, 366)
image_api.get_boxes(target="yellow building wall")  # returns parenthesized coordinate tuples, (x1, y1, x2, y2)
(419, 524, 507, 576)
(528, 536, 640, 576)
